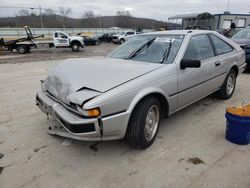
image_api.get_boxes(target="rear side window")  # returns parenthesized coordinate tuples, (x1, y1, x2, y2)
(184, 35, 214, 61)
(126, 32, 135, 35)
(210, 34, 234, 55)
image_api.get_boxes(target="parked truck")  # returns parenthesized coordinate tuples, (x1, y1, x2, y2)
(48, 31, 84, 52)
(0, 26, 44, 54)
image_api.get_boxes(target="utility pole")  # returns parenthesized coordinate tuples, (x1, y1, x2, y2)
(39, 6, 44, 28)
(226, 0, 230, 12)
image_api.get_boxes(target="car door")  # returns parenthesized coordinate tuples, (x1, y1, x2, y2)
(53, 32, 70, 47)
(125, 31, 136, 41)
(177, 34, 219, 109)
(209, 34, 236, 86)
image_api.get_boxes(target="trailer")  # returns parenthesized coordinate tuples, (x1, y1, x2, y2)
(0, 26, 44, 54)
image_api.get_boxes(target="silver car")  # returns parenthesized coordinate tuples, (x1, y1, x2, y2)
(36, 30, 246, 149)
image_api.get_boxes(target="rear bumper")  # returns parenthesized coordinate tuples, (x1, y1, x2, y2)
(36, 91, 129, 141)
(239, 63, 247, 74)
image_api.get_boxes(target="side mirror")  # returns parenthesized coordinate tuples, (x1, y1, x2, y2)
(180, 59, 201, 69)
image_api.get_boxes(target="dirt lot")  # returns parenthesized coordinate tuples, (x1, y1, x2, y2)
(0, 44, 250, 188)
(0, 43, 117, 64)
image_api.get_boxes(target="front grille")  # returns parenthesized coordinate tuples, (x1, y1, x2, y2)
(112, 36, 118, 40)
(56, 113, 95, 133)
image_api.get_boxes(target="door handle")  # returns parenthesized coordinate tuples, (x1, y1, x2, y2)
(215, 61, 221, 67)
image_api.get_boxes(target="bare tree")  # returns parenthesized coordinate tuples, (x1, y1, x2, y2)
(116, 10, 131, 17)
(82, 10, 95, 19)
(82, 10, 97, 28)
(16, 9, 30, 17)
(59, 7, 72, 28)
(45, 8, 55, 15)
(115, 10, 132, 28)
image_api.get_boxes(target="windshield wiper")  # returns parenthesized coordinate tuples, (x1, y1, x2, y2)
(160, 38, 173, 63)
(126, 37, 156, 60)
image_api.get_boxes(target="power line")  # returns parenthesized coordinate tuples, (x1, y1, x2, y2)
(0, 6, 83, 16)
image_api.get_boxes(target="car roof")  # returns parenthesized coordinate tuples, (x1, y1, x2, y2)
(142, 30, 215, 36)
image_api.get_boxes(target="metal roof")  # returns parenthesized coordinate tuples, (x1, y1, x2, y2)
(169, 12, 214, 19)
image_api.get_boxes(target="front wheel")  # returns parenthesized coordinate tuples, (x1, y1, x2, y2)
(120, 38, 125, 44)
(126, 96, 161, 149)
(216, 69, 237, 99)
(71, 43, 80, 52)
(16, 45, 28, 54)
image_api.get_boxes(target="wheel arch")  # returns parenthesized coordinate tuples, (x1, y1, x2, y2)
(70, 40, 81, 46)
(228, 63, 239, 77)
(127, 88, 169, 120)
(231, 65, 239, 77)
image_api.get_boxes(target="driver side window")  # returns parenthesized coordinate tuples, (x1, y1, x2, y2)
(184, 35, 214, 61)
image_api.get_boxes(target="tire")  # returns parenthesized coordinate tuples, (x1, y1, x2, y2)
(216, 69, 237, 99)
(126, 96, 161, 149)
(71, 43, 80, 52)
(16, 45, 28, 54)
(120, 38, 125, 44)
(95, 41, 100, 45)
(26, 46, 31, 53)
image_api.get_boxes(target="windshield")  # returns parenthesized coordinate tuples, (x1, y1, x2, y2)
(109, 35, 184, 64)
(232, 29, 250, 39)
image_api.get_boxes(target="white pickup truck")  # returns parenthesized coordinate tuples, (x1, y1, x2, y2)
(49, 31, 84, 52)
(112, 31, 136, 44)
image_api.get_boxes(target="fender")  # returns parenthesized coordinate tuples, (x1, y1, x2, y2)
(127, 86, 169, 115)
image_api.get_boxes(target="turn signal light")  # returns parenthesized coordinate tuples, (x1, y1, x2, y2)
(86, 108, 101, 117)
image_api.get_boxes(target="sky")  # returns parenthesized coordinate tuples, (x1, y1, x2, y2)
(0, 0, 249, 21)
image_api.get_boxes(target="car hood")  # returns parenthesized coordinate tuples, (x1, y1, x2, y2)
(43, 57, 164, 105)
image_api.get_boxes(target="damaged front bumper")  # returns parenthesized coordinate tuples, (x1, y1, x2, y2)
(36, 91, 129, 141)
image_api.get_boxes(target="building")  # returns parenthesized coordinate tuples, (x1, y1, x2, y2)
(214, 13, 250, 29)
(168, 12, 250, 30)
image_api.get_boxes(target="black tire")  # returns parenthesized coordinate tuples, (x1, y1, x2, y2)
(26, 46, 31, 53)
(95, 41, 100, 45)
(16, 45, 28, 54)
(120, 38, 125, 44)
(71, 43, 80, 52)
(125, 96, 161, 149)
(216, 69, 237, 99)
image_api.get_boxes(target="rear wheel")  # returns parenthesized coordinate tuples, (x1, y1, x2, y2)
(95, 41, 100, 45)
(126, 96, 161, 149)
(216, 69, 237, 99)
(71, 43, 80, 52)
(16, 45, 28, 54)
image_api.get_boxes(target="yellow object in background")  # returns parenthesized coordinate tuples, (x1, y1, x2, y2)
(226, 104, 250, 117)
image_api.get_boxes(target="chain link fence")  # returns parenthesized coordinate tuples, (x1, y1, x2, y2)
(0, 28, 154, 40)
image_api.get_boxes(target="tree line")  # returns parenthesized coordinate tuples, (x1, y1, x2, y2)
(0, 8, 178, 29)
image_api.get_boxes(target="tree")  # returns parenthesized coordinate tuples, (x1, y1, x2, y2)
(115, 10, 132, 28)
(116, 10, 131, 17)
(82, 10, 95, 19)
(59, 7, 72, 28)
(17, 9, 30, 17)
(45, 8, 55, 15)
(82, 10, 97, 28)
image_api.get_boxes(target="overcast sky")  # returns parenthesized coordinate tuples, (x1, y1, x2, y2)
(0, 0, 249, 21)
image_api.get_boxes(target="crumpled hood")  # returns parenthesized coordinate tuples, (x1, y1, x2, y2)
(43, 57, 164, 105)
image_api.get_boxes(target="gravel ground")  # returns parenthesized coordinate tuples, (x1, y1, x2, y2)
(0, 43, 117, 64)
(0, 45, 250, 188)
